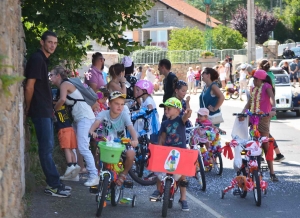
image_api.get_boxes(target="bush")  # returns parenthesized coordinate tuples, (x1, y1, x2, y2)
(212, 25, 245, 49)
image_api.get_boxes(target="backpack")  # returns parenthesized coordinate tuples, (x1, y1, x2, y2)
(64, 78, 98, 107)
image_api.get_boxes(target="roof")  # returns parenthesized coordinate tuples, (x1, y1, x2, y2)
(158, 0, 222, 28)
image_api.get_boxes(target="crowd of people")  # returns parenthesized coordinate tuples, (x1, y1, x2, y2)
(25, 31, 282, 211)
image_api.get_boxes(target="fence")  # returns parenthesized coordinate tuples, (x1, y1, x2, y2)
(123, 49, 247, 65)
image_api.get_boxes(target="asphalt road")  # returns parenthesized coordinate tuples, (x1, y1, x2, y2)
(29, 89, 300, 218)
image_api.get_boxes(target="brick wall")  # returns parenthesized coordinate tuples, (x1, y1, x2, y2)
(0, 0, 26, 217)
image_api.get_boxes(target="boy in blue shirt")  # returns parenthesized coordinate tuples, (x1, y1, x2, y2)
(150, 97, 192, 211)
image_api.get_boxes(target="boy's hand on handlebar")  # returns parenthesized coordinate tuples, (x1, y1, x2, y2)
(131, 139, 138, 148)
(89, 132, 98, 139)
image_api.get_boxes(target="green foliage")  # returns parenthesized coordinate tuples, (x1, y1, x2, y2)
(22, 0, 154, 69)
(273, 20, 293, 43)
(168, 27, 204, 51)
(212, 25, 245, 49)
(201, 51, 215, 57)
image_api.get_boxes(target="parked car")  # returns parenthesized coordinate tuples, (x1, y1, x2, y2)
(291, 47, 300, 59)
(273, 71, 300, 116)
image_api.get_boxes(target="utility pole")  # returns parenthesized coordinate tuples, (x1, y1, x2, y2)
(247, 0, 255, 63)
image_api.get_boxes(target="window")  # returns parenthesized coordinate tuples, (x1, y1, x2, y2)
(150, 30, 167, 42)
(157, 10, 164, 24)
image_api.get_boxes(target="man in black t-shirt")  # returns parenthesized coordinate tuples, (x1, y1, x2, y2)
(24, 31, 70, 198)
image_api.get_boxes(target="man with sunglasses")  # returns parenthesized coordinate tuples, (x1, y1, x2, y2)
(85, 52, 106, 92)
(24, 31, 71, 197)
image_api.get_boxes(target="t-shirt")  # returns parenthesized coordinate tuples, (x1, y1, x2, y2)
(159, 116, 186, 148)
(290, 62, 297, 72)
(96, 110, 133, 139)
(85, 66, 105, 90)
(239, 69, 247, 81)
(25, 49, 53, 118)
(267, 71, 275, 87)
(187, 71, 195, 83)
(163, 72, 177, 102)
(54, 105, 72, 131)
(194, 71, 201, 81)
(135, 71, 142, 81)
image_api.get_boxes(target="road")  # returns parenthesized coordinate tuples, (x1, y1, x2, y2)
(29, 90, 300, 218)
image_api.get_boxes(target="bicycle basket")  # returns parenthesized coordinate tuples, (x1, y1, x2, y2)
(98, 141, 125, 164)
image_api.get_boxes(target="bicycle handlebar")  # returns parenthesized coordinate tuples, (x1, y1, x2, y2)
(233, 113, 269, 117)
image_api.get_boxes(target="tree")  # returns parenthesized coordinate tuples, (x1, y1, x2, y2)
(212, 25, 245, 49)
(168, 27, 204, 50)
(22, 0, 154, 69)
(231, 6, 278, 44)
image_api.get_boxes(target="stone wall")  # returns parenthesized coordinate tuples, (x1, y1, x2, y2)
(0, 0, 26, 217)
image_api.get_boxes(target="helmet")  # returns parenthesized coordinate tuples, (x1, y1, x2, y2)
(135, 80, 154, 94)
(240, 64, 247, 69)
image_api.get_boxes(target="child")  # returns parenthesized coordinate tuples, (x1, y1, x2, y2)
(93, 88, 109, 116)
(53, 104, 81, 181)
(89, 91, 138, 186)
(134, 80, 160, 141)
(150, 97, 192, 212)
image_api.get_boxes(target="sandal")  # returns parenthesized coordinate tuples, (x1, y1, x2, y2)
(116, 173, 127, 186)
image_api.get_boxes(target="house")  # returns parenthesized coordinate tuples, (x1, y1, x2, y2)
(131, 0, 222, 49)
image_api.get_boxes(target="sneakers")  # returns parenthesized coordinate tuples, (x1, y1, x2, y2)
(270, 174, 279, 182)
(60, 174, 80, 182)
(44, 186, 71, 198)
(150, 190, 161, 200)
(178, 199, 189, 211)
(46, 184, 72, 192)
(84, 176, 99, 187)
(64, 165, 76, 177)
(274, 154, 285, 162)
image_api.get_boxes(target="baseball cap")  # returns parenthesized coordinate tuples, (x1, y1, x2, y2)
(197, 108, 209, 116)
(159, 97, 182, 110)
(109, 91, 126, 101)
(253, 69, 267, 80)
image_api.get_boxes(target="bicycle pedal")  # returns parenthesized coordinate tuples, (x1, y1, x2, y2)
(123, 180, 134, 188)
(150, 197, 161, 202)
(233, 189, 241, 196)
(89, 186, 98, 194)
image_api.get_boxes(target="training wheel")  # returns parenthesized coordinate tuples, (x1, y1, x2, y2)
(220, 190, 225, 199)
(132, 195, 137, 207)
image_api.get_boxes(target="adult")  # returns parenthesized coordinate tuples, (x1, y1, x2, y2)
(194, 66, 201, 93)
(85, 52, 106, 92)
(24, 30, 70, 197)
(239, 64, 248, 101)
(158, 59, 178, 121)
(258, 60, 285, 162)
(121, 56, 139, 110)
(159, 59, 177, 102)
(282, 61, 290, 74)
(145, 67, 156, 84)
(289, 59, 298, 86)
(218, 61, 226, 89)
(199, 68, 225, 127)
(186, 67, 195, 95)
(240, 70, 279, 181)
(283, 47, 295, 59)
(106, 63, 127, 94)
(272, 61, 278, 68)
(51, 66, 99, 187)
(228, 58, 234, 83)
(296, 58, 300, 86)
(224, 58, 230, 83)
(135, 66, 142, 81)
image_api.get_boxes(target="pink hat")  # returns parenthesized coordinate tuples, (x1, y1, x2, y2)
(197, 108, 209, 116)
(254, 70, 267, 80)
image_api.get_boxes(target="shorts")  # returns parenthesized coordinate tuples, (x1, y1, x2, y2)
(290, 73, 297, 80)
(121, 144, 135, 158)
(195, 80, 200, 87)
(58, 127, 77, 149)
(220, 73, 226, 81)
(258, 117, 270, 135)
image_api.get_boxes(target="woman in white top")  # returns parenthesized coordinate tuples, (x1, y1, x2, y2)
(186, 67, 195, 95)
(51, 66, 99, 187)
(218, 61, 226, 89)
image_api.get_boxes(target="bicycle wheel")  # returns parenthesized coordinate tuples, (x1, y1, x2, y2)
(213, 152, 223, 175)
(238, 169, 247, 198)
(252, 170, 261, 206)
(223, 91, 231, 100)
(231, 91, 239, 99)
(196, 154, 206, 191)
(110, 183, 122, 206)
(162, 179, 171, 217)
(96, 175, 109, 217)
(128, 165, 157, 186)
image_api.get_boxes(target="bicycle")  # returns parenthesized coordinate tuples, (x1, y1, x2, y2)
(222, 82, 240, 100)
(220, 112, 269, 206)
(147, 144, 198, 217)
(90, 138, 137, 217)
(128, 108, 158, 186)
